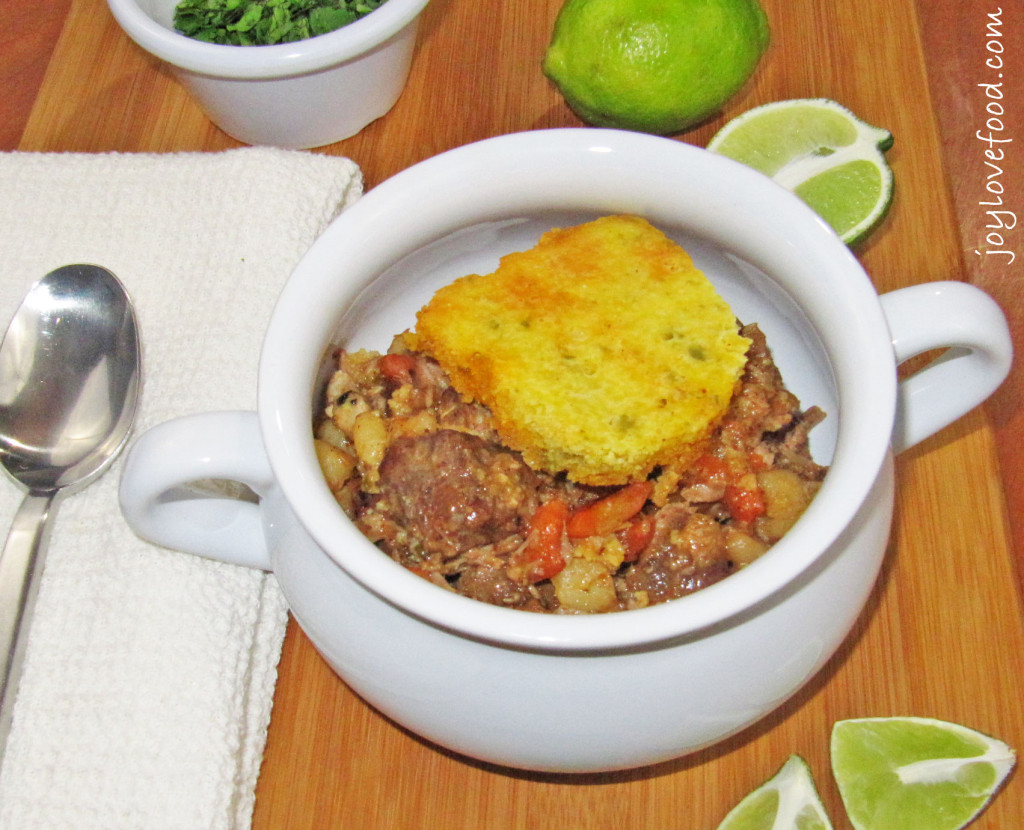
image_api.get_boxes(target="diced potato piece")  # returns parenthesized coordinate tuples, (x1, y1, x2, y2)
(314, 439, 357, 492)
(316, 419, 350, 450)
(572, 534, 627, 573)
(332, 392, 371, 435)
(352, 410, 388, 489)
(755, 469, 812, 541)
(723, 526, 769, 566)
(551, 557, 618, 613)
(758, 469, 810, 515)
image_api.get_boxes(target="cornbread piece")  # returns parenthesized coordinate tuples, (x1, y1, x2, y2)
(404, 215, 752, 485)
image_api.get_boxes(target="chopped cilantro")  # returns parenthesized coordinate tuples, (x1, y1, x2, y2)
(173, 0, 387, 46)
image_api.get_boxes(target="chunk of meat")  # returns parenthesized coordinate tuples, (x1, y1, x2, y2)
(373, 430, 542, 560)
(624, 504, 732, 603)
(717, 324, 803, 455)
(456, 563, 535, 608)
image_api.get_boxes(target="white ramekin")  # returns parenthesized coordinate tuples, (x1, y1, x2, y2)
(107, 0, 431, 147)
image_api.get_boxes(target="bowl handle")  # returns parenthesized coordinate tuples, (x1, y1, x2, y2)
(118, 411, 274, 570)
(881, 281, 1012, 453)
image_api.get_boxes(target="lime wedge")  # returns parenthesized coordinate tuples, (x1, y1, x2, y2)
(707, 98, 894, 246)
(831, 717, 1016, 830)
(717, 755, 834, 830)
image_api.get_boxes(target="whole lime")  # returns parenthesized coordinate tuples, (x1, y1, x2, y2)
(543, 0, 771, 135)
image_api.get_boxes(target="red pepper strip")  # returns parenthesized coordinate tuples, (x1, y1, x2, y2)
(695, 453, 767, 524)
(694, 454, 730, 486)
(618, 514, 655, 562)
(379, 352, 417, 383)
(724, 483, 767, 524)
(519, 499, 569, 583)
(566, 481, 653, 539)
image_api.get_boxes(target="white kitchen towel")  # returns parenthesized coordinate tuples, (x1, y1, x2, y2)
(0, 147, 362, 829)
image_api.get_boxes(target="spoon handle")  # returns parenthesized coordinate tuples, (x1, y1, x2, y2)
(0, 491, 57, 756)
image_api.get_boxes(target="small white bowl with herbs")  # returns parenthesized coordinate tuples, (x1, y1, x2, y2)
(107, 0, 430, 148)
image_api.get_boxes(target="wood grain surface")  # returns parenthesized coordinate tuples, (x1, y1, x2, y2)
(3, 0, 1023, 827)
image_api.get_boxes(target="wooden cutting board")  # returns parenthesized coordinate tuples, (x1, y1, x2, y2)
(12, 0, 1024, 826)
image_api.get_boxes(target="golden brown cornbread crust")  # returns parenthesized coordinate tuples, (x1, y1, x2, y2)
(404, 215, 752, 485)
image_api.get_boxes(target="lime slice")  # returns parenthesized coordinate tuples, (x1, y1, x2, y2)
(717, 755, 834, 830)
(707, 98, 894, 246)
(831, 717, 1016, 830)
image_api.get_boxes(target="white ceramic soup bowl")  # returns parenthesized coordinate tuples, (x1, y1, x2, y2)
(119, 129, 1012, 772)
(107, 0, 430, 148)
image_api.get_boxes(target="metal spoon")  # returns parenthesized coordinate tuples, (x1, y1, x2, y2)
(0, 264, 141, 754)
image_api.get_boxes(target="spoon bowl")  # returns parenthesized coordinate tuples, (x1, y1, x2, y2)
(0, 264, 141, 752)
